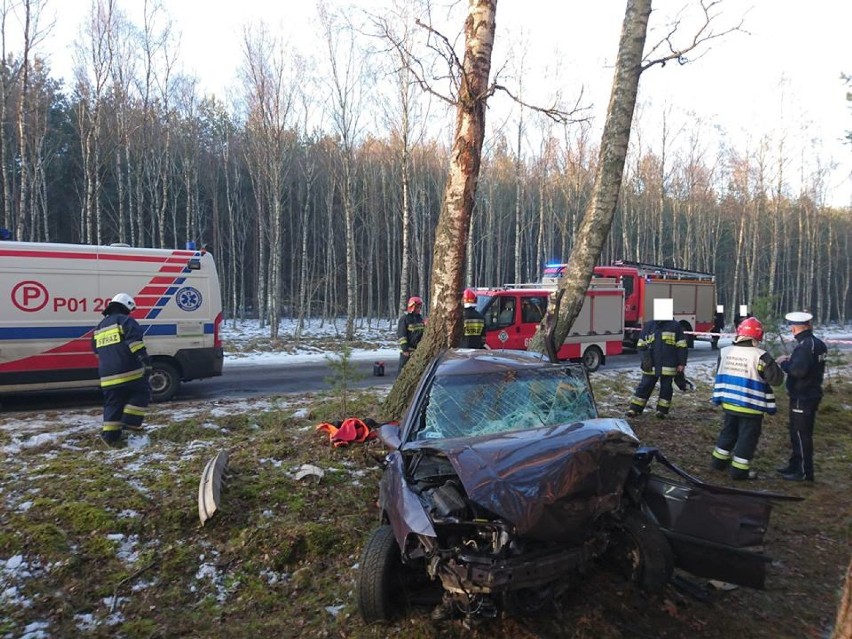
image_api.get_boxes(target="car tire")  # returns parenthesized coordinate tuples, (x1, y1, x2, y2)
(607, 508, 673, 594)
(149, 361, 180, 403)
(357, 525, 406, 624)
(581, 346, 603, 373)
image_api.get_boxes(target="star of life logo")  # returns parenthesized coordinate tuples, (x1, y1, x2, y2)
(175, 286, 202, 311)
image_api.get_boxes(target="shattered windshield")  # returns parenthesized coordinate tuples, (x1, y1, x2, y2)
(415, 367, 597, 441)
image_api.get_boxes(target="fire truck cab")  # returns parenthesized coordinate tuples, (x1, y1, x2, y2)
(473, 279, 624, 372)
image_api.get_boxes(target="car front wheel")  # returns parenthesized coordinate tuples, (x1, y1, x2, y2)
(357, 525, 407, 623)
(606, 508, 673, 594)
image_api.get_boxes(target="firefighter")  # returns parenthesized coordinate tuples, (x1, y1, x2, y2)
(459, 288, 486, 349)
(775, 311, 827, 482)
(710, 317, 785, 480)
(625, 299, 688, 419)
(397, 296, 425, 371)
(92, 293, 152, 446)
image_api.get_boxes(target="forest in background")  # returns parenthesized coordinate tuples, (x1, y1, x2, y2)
(1, 0, 850, 337)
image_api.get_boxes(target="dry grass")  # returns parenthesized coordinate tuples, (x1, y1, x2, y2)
(0, 358, 849, 638)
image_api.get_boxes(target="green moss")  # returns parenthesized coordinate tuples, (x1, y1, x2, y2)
(53, 501, 115, 534)
(22, 522, 69, 556)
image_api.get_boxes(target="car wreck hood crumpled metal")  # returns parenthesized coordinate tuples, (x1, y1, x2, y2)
(405, 418, 640, 542)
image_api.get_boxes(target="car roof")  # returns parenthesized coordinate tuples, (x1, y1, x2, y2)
(432, 348, 572, 377)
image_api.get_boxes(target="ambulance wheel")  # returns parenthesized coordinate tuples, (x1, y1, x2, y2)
(149, 361, 180, 402)
(582, 346, 603, 373)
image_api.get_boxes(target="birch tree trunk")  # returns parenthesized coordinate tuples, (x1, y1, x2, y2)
(531, 0, 651, 354)
(383, 0, 496, 420)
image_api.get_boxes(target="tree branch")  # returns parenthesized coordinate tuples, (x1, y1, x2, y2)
(489, 83, 591, 125)
(641, 0, 746, 72)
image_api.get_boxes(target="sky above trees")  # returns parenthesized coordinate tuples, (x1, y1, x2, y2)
(35, 0, 849, 206)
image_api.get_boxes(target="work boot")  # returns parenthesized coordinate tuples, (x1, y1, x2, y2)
(781, 471, 814, 482)
(655, 411, 667, 419)
(775, 465, 794, 475)
(625, 409, 638, 418)
(123, 423, 145, 433)
(99, 431, 125, 449)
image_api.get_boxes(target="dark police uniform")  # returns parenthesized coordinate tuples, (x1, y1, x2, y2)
(92, 304, 151, 444)
(778, 321, 826, 481)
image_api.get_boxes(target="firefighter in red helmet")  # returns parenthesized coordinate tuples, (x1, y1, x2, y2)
(459, 288, 486, 349)
(709, 316, 785, 480)
(397, 296, 425, 371)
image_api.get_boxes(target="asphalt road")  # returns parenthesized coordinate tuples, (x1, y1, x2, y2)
(0, 341, 725, 412)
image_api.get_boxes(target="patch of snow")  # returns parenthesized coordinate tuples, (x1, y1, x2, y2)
(18, 620, 50, 639)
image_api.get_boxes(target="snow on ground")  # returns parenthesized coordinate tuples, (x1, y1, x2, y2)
(1, 318, 850, 624)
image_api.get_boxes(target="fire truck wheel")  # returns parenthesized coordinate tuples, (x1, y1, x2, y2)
(581, 346, 603, 373)
(149, 361, 180, 402)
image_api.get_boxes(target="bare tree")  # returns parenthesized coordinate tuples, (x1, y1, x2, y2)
(240, 23, 297, 339)
(318, 3, 367, 341)
(533, 0, 742, 357)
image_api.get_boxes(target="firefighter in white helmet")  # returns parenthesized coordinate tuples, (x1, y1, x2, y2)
(91, 293, 151, 446)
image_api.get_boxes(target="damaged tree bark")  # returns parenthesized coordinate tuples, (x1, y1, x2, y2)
(382, 0, 496, 420)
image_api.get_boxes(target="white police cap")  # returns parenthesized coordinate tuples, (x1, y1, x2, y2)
(785, 311, 813, 325)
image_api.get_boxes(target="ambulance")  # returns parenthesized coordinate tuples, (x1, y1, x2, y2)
(474, 278, 624, 372)
(0, 241, 224, 402)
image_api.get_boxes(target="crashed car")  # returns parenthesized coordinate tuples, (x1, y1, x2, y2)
(357, 349, 799, 624)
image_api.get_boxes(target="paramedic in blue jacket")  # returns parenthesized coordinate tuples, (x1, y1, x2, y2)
(92, 293, 151, 446)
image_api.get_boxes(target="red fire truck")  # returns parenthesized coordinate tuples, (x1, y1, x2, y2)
(541, 260, 717, 348)
(473, 279, 624, 372)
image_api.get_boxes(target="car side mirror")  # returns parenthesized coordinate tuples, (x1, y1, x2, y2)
(378, 423, 402, 450)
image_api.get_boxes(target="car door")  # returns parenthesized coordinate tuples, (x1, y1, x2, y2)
(482, 294, 523, 349)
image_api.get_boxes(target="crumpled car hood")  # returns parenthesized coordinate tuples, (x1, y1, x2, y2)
(406, 418, 639, 542)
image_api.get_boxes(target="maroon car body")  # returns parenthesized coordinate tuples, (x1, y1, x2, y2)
(357, 349, 799, 624)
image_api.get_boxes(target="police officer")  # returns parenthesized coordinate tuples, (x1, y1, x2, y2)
(91, 293, 151, 446)
(710, 317, 785, 480)
(775, 311, 827, 482)
(459, 288, 486, 349)
(397, 296, 425, 370)
(626, 299, 688, 419)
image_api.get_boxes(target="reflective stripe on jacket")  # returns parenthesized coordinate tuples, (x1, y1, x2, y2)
(397, 312, 425, 353)
(92, 312, 150, 388)
(637, 319, 688, 376)
(712, 342, 781, 414)
(460, 306, 486, 349)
